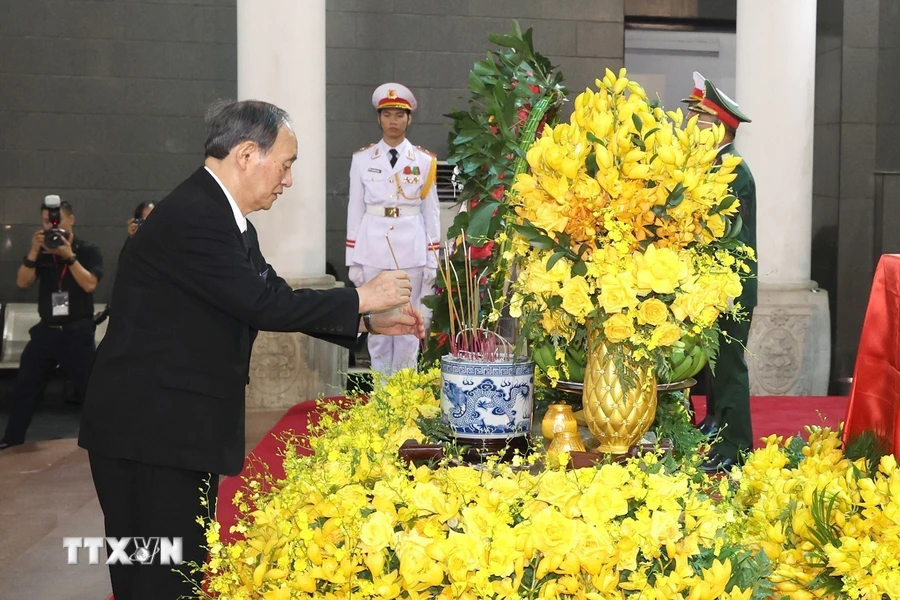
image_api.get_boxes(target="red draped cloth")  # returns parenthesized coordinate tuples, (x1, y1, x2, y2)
(842, 254, 900, 455)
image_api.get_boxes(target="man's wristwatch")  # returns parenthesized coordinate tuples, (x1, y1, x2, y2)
(22, 256, 37, 268)
(363, 313, 379, 335)
(63, 255, 77, 266)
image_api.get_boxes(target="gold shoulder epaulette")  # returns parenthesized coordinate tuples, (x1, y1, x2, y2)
(415, 145, 437, 158)
(354, 143, 376, 154)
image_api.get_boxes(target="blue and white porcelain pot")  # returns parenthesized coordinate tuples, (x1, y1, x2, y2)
(440, 356, 535, 441)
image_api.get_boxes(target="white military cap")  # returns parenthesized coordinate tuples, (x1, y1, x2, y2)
(371, 82, 417, 112)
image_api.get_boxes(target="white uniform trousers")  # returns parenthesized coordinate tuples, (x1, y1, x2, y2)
(361, 265, 431, 375)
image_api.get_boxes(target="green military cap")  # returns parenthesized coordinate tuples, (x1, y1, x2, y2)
(681, 71, 706, 105)
(690, 79, 751, 129)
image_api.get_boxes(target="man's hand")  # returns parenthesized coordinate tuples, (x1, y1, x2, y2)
(357, 270, 412, 313)
(368, 304, 425, 338)
(43, 233, 75, 261)
(29, 230, 45, 258)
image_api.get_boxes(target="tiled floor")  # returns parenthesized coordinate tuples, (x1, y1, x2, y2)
(0, 407, 288, 600)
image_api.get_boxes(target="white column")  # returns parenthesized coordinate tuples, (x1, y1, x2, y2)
(237, 0, 326, 279)
(735, 0, 830, 395)
(238, 0, 347, 408)
(736, 0, 816, 286)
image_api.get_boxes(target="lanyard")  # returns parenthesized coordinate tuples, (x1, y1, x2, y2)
(53, 256, 69, 292)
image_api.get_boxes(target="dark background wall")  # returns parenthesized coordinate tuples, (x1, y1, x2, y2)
(829, 0, 900, 388)
(0, 0, 237, 302)
(323, 0, 626, 284)
(1, 0, 896, 391)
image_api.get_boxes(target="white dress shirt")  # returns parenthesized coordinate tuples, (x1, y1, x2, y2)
(204, 166, 247, 234)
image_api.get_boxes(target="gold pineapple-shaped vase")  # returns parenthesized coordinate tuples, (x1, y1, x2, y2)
(582, 328, 657, 454)
(541, 403, 579, 442)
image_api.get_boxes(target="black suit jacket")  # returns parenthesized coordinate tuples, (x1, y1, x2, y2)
(78, 168, 359, 476)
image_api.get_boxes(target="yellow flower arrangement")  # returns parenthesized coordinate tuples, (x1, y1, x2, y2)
(733, 427, 900, 600)
(197, 368, 763, 599)
(508, 68, 754, 384)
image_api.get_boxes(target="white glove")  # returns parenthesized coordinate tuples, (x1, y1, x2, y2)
(423, 268, 437, 291)
(348, 265, 365, 288)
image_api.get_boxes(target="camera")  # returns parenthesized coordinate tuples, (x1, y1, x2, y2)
(42, 195, 68, 249)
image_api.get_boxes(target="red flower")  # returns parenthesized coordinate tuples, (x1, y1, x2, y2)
(490, 124, 499, 135)
(491, 185, 505, 200)
(529, 84, 541, 94)
(468, 241, 495, 260)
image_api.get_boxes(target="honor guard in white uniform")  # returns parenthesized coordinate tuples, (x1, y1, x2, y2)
(346, 83, 440, 375)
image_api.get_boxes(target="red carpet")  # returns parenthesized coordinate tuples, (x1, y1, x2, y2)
(216, 394, 848, 544)
(106, 394, 849, 599)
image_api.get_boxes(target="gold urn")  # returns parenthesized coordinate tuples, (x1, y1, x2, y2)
(541, 403, 579, 441)
(582, 335, 657, 454)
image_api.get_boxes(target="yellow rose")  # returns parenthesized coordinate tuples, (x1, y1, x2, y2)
(461, 505, 499, 541)
(634, 245, 690, 294)
(396, 531, 444, 590)
(636, 298, 668, 325)
(603, 313, 635, 343)
(536, 470, 581, 511)
(526, 253, 570, 295)
(599, 272, 639, 313)
(574, 523, 616, 576)
(484, 525, 520, 577)
(707, 213, 726, 237)
(531, 202, 569, 234)
(530, 507, 578, 557)
(360, 512, 396, 553)
(722, 274, 743, 299)
(410, 481, 460, 523)
(697, 306, 720, 328)
(559, 276, 594, 320)
(650, 323, 682, 347)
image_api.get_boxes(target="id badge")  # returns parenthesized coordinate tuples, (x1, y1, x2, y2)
(51, 291, 70, 317)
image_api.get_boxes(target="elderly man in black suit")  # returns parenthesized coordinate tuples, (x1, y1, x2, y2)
(78, 100, 423, 599)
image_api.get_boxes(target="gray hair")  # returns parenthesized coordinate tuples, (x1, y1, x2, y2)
(204, 100, 291, 159)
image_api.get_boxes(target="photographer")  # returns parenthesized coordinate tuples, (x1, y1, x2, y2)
(125, 200, 155, 240)
(95, 201, 156, 326)
(0, 196, 103, 450)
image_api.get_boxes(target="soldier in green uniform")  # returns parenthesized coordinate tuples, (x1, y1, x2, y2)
(690, 79, 757, 472)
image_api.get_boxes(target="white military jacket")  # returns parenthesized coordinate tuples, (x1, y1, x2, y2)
(345, 138, 440, 270)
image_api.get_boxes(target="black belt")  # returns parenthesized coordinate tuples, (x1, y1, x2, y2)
(41, 318, 92, 331)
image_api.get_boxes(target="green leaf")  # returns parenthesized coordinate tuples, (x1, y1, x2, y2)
(631, 133, 646, 151)
(530, 235, 555, 250)
(711, 195, 737, 215)
(727, 214, 743, 239)
(666, 182, 685, 208)
(511, 222, 541, 240)
(572, 260, 588, 277)
(585, 151, 599, 178)
(631, 113, 643, 132)
(642, 127, 660, 140)
(466, 200, 499, 239)
(586, 132, 602, 145)
(545, 251, 566, 271)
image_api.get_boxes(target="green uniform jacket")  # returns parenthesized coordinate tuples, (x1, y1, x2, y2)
(723, 145, 757, 310)
(709, 144, 757, 459)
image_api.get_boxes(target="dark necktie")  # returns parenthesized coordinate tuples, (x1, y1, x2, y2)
(241, 230, 252, 257)
(389, 148, 398, 168)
